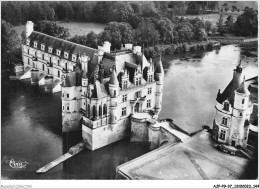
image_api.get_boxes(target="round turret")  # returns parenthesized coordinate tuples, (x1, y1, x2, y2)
(234, 78, 250, 110)
(109, 68, 119, 97)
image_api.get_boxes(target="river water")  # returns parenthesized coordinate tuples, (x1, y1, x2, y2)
(1, 45, 258, 179)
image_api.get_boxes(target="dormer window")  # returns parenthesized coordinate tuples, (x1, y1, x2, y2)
(26, 39, 30, 46)
(223, 102, 229, 111)
(123, 81, 127, 89)
(34, 41, 38, 48)
(72, 54, 77, 62)
(64, 52, 69, 59)
(41, 44, 45, 51)
(48, 47, 53, 54)
(135, 77, 141, 86)
(56, 49, 61, 56)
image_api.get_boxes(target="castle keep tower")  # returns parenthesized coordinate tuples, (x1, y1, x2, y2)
(213, 63, 255, 148)
(154, 55, 164, 116)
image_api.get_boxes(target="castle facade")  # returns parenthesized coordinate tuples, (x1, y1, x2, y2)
(213, 63, 258, 150)
(21, 21, 165, 150)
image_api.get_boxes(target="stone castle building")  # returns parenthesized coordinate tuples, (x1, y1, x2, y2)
(213, 63, 258, 149)
(20, 21, 178, 151)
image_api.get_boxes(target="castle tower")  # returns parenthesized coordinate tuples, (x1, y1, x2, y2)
(81, 53, 89, 72)
(81, 71, 88, 112)
(229, 77, 252, 146)
(213, 62, 254, 148)
(109, 67, 119, 125)
(61, 72, 82, 132)
(154, 55, 164, 115)
(26, 21, 34, 38)
(120, 69, 129, 89)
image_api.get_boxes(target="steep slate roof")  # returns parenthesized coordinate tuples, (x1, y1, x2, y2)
(91, 80, 109, 98)
(216, 66, 243, 106)
(236, 79, 250, 95)
(28, 31, 97, 62)
(61, 70, 82, 87)
(156, 56, 164, 74)
(109, 69, 119, 85)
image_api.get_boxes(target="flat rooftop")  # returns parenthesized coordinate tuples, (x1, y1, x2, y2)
(116, 130, 250, 180)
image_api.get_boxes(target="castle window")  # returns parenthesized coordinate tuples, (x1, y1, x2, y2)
(122, 107, 126, 116)
(26, 39, 30, 46)
(135, 78, 139, 86)
(58, 71, 60, 78)
(72, 54, 77, 62)
(93, 106, 96, 117)
(147, 99, 151, 108)
(103, 104, 107, 115)
(148, 88, 152, 94)
(48, 47, 53, 54)
(219, 130, 226, 140)
(222, 117, 228, 126)
(223, 102, 229, 111)
(67, 94, 69, 98)
(87, 105, 91, 117)
(123, 81, 127, 89)
(139, 77, 141, 85)
(135, 91, 141, 98)
(42, 64, 44, 71)
(122, 94, 127, 102)
(64, 52, 69, 59)
(240, 112, 243, 116)
(42, 54, 44, 60)
(67, 106, 69, 110)
(148, 75, 153, 82)
(242, 99, 245, 104)
(56, 49, 61, 56)
(34, 41, 38, 48)
(41, 44, 45, 51)
(99, 105, 102, 117)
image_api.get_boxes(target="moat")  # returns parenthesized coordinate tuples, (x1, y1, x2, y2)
(1, 45, 258, 179)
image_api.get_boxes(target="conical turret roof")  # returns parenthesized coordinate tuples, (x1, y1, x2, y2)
(156, 55, 164, 74)
(236, 78, 250, 95)
(109, 68, 119, 85)
(216, 63, 243, 105)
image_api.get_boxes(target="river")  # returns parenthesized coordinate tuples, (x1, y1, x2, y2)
(1, 45, 258, 179)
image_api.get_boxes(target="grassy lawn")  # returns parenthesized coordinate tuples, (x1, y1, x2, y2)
(57, 22, 105, 36)
(13, 22, 106, 40)
(182, 12, 242, 25)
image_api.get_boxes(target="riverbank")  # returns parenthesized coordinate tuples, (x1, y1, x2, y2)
(208, 35, 258, 45)
(144, 40, 220, 58)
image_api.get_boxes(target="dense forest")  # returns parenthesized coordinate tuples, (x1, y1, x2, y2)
(1, 1, 220, 25)
(1, 1, 258, 69)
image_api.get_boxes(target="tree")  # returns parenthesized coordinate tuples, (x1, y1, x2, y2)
(217, 11, 225, 35)
(198, 28, 208, 41)
(1, 20, 20, 68)
(69, 32, 98, 49)
(225, 15, 234, 33)
(98, 22, 134, 50)
(235, 8, 258, 36)
(205, 21, 213, 34)
(135, 18, 160, 46)
(28, 2, 45, 23)
(55, 1, 74, 21)
(153, 17, 175, 44)
(177, 25, 194, 42)
(34, 20, 70, 39)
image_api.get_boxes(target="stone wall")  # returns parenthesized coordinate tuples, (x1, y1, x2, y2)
(83, 117, 130, 150)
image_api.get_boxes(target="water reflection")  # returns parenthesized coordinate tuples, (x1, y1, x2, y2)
(1, 45, 258, 179)
(159, 45, 258, 133)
